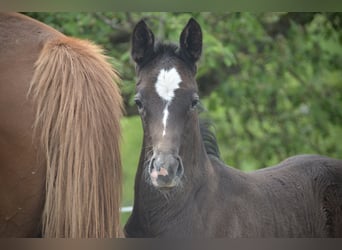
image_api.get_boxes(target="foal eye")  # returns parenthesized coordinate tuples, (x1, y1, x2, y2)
(134, 98, 143, 111)
(191, 94, 200, 109)
(191, 99, 199, 108)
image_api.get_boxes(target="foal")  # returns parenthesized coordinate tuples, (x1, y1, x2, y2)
(125, 18, 342, 238)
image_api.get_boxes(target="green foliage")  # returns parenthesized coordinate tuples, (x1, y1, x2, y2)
(202, 13, 342, 170)
(24, 12, 342, 213)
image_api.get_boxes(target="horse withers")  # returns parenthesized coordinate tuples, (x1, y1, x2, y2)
(0, 13, 123, 237)
(124, 18, 342, 238)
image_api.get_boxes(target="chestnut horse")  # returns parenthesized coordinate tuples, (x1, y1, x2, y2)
(0, 13, 123, 237)
(125, 18, 342, 237)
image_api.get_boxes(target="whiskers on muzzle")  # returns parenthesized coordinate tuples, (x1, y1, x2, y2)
(145, 153, 184, 189)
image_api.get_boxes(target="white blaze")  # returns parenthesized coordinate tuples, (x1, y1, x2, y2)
(162, 104, 169, 136)
(155, 68, 182, 101)
(155, 68, 182, 136)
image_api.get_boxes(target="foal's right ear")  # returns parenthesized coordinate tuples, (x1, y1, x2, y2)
(131, 20, 155, 65)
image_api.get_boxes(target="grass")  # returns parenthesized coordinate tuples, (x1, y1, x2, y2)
(120, 115, 143, 225)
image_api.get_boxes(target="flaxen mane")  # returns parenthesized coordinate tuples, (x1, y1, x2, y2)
(29, 37, 123, 238)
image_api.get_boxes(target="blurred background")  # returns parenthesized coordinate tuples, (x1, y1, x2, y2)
(24, 12, 342, 224)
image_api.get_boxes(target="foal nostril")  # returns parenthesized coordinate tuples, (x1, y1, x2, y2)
(176, 157, 184, 177)
(149, 158, 155, 173)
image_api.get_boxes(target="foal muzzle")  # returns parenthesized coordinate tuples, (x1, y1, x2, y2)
(148, 153, 184, 188)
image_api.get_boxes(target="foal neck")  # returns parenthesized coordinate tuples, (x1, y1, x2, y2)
(180, 117, 213, 183)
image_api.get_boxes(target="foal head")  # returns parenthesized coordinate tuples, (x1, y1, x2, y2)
(132, 18, 202, 189)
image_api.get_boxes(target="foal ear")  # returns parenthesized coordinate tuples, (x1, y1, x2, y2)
(131, 20, 155, 65)
(179, 18, 202, 63)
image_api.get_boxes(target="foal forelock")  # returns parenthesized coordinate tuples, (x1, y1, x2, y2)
(155, 67, 182, 137)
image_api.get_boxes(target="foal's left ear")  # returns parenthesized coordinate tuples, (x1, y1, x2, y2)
(179, 18, 202, 63)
